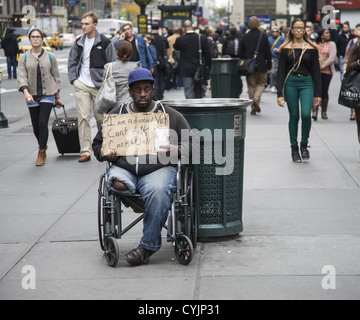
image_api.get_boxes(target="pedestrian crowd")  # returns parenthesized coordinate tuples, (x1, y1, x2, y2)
(0, 11, 359, 166)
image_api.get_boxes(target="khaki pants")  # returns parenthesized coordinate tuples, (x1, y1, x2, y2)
(246, 72, 268, 111)
(73, 79, 103, 156)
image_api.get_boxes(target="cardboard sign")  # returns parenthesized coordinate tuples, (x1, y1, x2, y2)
(101, 113, 170, 157)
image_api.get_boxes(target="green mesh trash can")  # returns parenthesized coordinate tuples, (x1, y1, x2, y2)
(162, 99, 252, 238)
(211, 58, 241, 98)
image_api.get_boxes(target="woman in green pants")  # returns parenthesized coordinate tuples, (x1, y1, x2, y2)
(276, 19, 322, 163)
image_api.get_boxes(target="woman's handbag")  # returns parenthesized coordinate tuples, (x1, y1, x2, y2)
(338, 69, 360, 109)
(194, 34, 210, 83)
(237, 33, 263, 76)
(95, 63, 116, 114)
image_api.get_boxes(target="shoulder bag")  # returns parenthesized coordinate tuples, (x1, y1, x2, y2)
(194, 34, 210, 83)
(338, 69, 360, 109)
(95, 63, 117, 114)
(237, 33, 263, 76)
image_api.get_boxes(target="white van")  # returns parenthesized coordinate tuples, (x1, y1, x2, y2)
(97, 19, 133, 37)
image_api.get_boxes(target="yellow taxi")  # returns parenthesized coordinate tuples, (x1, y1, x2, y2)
(43, 32, 63, 50)
(17, 36, 53, 61)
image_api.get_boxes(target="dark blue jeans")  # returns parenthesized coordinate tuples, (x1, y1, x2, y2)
(6, 55, 17, 78)
(107, 166, 177, 251)
(154, 69, 166, 101)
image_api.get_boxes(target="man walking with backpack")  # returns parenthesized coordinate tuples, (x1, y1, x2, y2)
(223, 26, 241, 57)
(2, 29, 19, 80)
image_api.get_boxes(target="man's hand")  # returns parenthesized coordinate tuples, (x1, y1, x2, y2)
(158, 144, 180, 157)
(106, 151, 119, 162)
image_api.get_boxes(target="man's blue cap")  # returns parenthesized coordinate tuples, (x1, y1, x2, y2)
(128, 68, 155, 86)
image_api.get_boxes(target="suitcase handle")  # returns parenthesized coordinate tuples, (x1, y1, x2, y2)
(53, 105, 73, 135)
(53, 104, 68, 122)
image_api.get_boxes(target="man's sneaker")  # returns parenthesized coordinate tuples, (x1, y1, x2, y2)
(271, 86, 277, 93)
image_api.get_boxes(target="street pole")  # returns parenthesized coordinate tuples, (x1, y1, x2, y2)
(0, 84, 9, 129)
(228, 0, 231, 27)
(306, 0, 317, 23)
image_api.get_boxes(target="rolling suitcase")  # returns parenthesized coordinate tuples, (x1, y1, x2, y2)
(52, 105, 80, 155)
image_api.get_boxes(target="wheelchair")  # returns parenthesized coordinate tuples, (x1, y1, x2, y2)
(97, 160, 197, 267)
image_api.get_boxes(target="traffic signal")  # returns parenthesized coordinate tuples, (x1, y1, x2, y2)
(81, 2, 86, 10)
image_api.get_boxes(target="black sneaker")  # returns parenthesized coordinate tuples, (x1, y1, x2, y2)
(300, 143, 310, 161)
(291, 146, 302, 163)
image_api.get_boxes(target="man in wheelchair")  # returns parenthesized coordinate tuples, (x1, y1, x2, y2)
(92, 68, 193, 266)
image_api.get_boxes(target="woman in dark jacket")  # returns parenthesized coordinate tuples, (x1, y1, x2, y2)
(346, 41, 360, 150)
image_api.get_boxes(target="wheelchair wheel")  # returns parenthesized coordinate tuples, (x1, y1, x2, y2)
(174, 235, 193, 265)
(185, 169, 197, 249)
(104, 237, 119, 267)
(98, 174, 107, 251)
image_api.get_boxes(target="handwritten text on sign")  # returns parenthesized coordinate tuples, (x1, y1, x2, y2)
(101, 113, 170, 156)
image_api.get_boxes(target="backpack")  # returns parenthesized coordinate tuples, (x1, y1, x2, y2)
(226, 38, 239, 57)
(211, 42, 219, 58)
(24, 51, 52, 63)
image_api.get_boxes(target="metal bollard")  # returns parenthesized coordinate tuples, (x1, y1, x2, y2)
(0, 83, 9, 128)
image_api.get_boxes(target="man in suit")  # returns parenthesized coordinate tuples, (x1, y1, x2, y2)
(173, 20, 211, 99)
(240, 16, 272, 115)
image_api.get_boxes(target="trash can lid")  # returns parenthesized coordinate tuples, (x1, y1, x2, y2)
(211, 58, 240, 61)
(161, 98, 252, 109)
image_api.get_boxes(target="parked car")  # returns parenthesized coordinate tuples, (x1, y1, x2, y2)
(17, 36, 53, 60)
(59, 33, 76, 47)
(43, 32, 63, 50)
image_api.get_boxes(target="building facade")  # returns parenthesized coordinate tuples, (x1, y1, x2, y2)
(231, 0, 288, 28)
(0, 0, 117, 36)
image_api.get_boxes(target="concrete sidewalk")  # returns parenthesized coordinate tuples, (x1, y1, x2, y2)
(0, 77, 360, 300)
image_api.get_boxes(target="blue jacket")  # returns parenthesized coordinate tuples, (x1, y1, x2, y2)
(114, 35, 154, 70)
(268, 35, 285, 61)
(148, 44, 158, 66)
